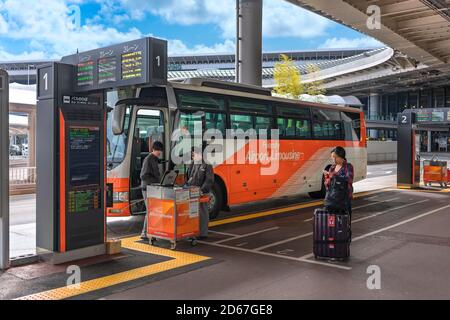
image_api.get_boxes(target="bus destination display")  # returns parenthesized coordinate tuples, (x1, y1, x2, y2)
(98, 57, 117, 84)
(68, 126, 101, 187)
(61, 37, 168, 91)
(77, 60, 94, 87)
(121, 49, 143, 80)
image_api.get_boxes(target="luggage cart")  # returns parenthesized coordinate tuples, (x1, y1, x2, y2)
(146, 185, 201, 250)
(423, 157, 448, 188)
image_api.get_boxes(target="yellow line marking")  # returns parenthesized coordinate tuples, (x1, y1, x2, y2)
(392, 187, 450, 194)
(210, 188, 389, 227)
(15, 236, 210, 300)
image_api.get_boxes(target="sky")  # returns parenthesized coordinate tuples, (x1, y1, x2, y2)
(0, 0, 384, 61)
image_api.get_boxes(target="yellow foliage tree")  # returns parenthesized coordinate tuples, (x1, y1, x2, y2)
(304, 63, 326, 96)
(273, 54, 303, 99)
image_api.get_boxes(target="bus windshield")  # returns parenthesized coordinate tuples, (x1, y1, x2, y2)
(107, 106, 130, 170)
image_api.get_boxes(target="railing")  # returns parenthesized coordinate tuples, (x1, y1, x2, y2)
(365, 115, 397, 121)
(9, 167, 36, 193)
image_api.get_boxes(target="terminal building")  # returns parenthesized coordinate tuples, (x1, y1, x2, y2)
(2, 46, 450, 151)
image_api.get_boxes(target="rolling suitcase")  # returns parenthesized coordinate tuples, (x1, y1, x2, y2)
(313, 208, 351, 261)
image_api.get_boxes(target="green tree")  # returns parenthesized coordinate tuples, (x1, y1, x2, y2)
(273, 54, 303, 99)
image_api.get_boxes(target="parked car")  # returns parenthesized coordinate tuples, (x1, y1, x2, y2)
(20, 144, 28, 157)
(9, 144, 21, 156)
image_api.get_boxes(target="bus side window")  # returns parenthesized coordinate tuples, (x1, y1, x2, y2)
(205, 112, 226, 135)
(341, 112, 360, 141)
(312, 109, 342, 140)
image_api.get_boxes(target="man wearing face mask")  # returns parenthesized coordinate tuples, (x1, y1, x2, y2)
(186, 147, 214, 239)
(140, 141, 164, 240)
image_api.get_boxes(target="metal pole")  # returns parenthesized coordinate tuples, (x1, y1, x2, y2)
(0, 69, 10, 270)
(235, 0, 241, 83)
(237, 0, 263, 86)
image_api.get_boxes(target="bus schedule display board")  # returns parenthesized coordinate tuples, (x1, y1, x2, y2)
(61, 37, 167, 92)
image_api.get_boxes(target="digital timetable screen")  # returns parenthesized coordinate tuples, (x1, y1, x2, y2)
(77, 60, 94, 87)
(61, 37, 167, 91)
(68, 126, 101, 187)
(68, 189, 101, 214)
(121, 50, 143, 80)
(98, 57, 117, 84)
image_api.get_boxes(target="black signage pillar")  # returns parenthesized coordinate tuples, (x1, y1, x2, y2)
(36, 62, 106, 262)
(397, 112, 420, 188)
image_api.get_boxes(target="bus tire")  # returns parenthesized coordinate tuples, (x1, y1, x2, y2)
(309, 164, 332, 199)
(208, 183, 223, 220)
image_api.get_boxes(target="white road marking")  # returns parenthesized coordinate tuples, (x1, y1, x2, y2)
(352, 199, 429, 223)
(236, 242, 248, 247)
(214, 226, 279, 244)
(277, 249, 294, 255)
(198, 240, 352, 271)
(301, 197, 399, 223)
(254, 232, 313, 251)
(352, 204, 450, 242)
(256, 199, 426, 252)
(352, 197, 399, 210)
(298, 199, 434, 260)
(208, 230, 239, 237)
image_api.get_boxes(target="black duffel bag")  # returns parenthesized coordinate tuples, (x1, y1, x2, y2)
(324, 174, 349, 212)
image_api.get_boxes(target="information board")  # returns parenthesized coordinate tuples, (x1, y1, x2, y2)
(68, 189, 101, 214)
(431, 111, 445, 122)
(61, 37, 167, 92)
(77, 60, 94, 87)
(416, 111, 429, 122)
(68, 126, 101, 187)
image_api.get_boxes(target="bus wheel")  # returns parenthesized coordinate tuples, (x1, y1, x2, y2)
(308, 179, 326, 199)
(208, 183, 223, 220)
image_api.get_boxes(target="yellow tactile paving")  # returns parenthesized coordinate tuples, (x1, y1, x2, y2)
(15, 236, 210, 300)
(209, 189, 388, 227)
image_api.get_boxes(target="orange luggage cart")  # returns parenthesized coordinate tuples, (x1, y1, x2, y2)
(146, 185, 201, 249)
(423, 158, 448, 188)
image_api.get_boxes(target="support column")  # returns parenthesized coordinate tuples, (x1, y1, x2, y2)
(0, 70, 9, 270)
(236, 0, 262, 86)
(427, 130, 432, 153)
(369, 92, 381, 139)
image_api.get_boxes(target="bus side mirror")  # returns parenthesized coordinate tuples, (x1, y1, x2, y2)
(112, 104, 126, 135)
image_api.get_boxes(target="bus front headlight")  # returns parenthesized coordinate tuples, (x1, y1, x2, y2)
(113, 192, 129, 203)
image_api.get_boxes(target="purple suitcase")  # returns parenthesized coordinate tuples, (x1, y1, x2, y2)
(313, 208, 351, 260)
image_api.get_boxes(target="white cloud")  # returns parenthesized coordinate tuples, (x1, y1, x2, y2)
(96, 0, 330, 39)
(0, 47, 46, 61)
(168, 39, 235, 55)
(0, 0, 143, 59)
(320, 36, 384, 49)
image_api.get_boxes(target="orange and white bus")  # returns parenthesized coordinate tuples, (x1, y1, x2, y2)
(106, 79, 367, 219)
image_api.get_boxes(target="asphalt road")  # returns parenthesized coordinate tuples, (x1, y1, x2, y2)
(8, 163, 398, 228)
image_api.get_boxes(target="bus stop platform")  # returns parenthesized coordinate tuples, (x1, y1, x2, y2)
(2, 186, 450, 300)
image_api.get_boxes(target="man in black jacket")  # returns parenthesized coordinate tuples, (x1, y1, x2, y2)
(140, 141, 163, 240)
(186, 147, 214, 239)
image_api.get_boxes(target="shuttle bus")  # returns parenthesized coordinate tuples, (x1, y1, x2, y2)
(106, 79, 367, 219)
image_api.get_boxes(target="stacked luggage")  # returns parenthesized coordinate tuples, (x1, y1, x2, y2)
(313, 209, 351, 260)
(423, 157, 448, 188)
